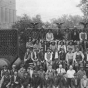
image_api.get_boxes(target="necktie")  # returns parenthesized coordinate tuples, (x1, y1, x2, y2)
(60, 69, 61, 73)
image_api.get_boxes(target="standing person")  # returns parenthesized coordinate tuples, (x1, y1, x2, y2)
(45, 48, 53, 67)
(71, 28, 79, 41)
(73, 46, 84, 71)
(66, 48, 74, 66)
(64, 29, 71, 40)
(79, 30, 87, 42)
(46, 29, 54, 42)
(67, 65, 76, 88)
(58, 48, 66, 68)
(81, 75, 88, 88)
(79, 30, 87, 51)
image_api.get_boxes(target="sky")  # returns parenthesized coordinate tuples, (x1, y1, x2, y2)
(16, 0, 83, 22)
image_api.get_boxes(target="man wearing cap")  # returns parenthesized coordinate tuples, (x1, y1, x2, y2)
(21, 72, 31, 88)
(1, 65, 10, 78)
(38, 66, 45, 88)
(10, 71, 21, 88)
(32, 71, 41, 88)
(27, 64, 34, 79)
(0, 71, 10, 88)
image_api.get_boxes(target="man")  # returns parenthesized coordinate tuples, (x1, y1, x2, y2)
(59, 48, 66, 68)
(21, 72, 31, 88)
(1, 65, 10, 77)
(74, 46, 84, 71)
(81, 75, 88, 88)
(50, 41, 57, 52)
(79, 30, 87, 42)
(61, 73, 69, 88)
(32, 71, 41, 88)
(38, 66, 45, 88)
(66, 48, 74, 66)
(24, 48, 32, 68)
(31, 48, 38, 63)
(71, 73, 80, 88)
(56, 64, 66, 75)
(58, 41, 66, 53)
(77, 67, 86, 81)
(0, 72, 10, 88)
(10, 71, 21, 88)
(46, 29, 54, 42)
(67, 41, 75, 53)
(46, 65, 55, 88)
(79, 30, 87, 51)
(71, 28, 79, 41)
(45, 48, 53, 67)
(67, 65, 76, 88)
(10, 65, 17, 76)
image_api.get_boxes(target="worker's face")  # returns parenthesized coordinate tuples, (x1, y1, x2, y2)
(14, 72, 18, 76)
(27, 49, 30, 52)
(76, 48, 79, 52)
(69, 49, 72, 53)
(83, 75, 87, 79)
(59, 65, 62, 68)
(69, 65, 73, 70)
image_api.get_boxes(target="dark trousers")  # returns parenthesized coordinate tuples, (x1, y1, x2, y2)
(67, 78, 72, 88)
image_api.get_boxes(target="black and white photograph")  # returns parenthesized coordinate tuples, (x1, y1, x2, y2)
(0, 0, 88, 88)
